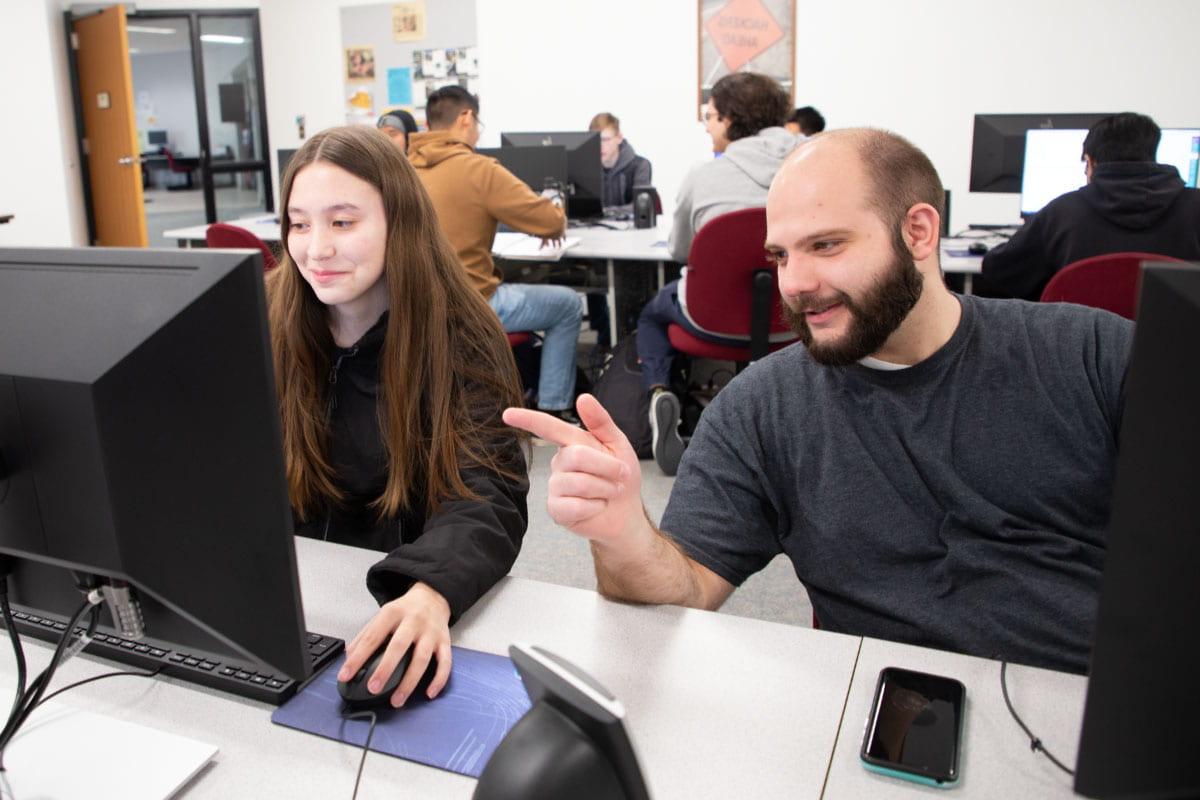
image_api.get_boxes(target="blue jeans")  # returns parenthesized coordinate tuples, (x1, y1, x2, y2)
(489, 283, 581, 410)
(636, 279, 747, 391)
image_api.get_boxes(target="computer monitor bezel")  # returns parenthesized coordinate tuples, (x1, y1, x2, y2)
(477, 144, 569, 195)
(1074, 262, 1200, 798)
(499, 131, 604, 219)
(969, 113, 1113, 194)
(146, 129, 169, 147)
(0, 246, 315, 688)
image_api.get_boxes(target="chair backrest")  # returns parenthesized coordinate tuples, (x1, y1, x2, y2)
(206, 223, 278, 272)
(1040, 252, 1185, 320)
(682, 207, 794, 339)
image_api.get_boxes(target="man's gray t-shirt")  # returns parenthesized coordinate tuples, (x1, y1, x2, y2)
(661, 295, 1134, 674)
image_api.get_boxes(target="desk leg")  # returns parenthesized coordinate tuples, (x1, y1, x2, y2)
(963, 274, 974, 295)
(657, 261, 665, 289)
(607, 258, 619, 345)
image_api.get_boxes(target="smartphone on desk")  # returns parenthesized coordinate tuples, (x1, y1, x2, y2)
(860, 667, 965, 788)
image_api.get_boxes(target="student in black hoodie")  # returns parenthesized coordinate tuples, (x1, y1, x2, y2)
(267, 125, 528, 707)
(979, 112, 1200, 300)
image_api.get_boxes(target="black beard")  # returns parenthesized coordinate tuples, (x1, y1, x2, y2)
(782, 232, 925, 367)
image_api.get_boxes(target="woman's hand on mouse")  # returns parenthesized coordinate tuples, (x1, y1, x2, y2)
(339, 581, 452, 706)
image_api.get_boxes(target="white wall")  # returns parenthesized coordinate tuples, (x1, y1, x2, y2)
(260, 0, 1200, 227)
(0, 0, 87, 247)
(9, 0, 1200, 247)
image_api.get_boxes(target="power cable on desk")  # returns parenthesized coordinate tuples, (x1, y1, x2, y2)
(0, 596, 98, 768)
(1000, 661, 1074, 776)
(342, 709, 379, 800)
(35, 665, 163, 708)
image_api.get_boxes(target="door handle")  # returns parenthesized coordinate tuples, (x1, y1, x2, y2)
(117, 155, 144, 166)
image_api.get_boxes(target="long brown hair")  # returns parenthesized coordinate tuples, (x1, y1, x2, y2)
(267, 125, 525, 520)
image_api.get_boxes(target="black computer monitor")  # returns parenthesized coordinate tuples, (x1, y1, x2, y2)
(500, 131, 603, 219)
(278, 148, 298, 190)
(1074, 262, 1200, 798)
(969, 113, 1113, 193)
(477, 145, 569, 194)
(0, 246, 335, 703)
(147, 129, 168, 147)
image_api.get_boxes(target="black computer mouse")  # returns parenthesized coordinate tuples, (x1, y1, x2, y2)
(337, 640, 439, 710)
(967, 241, 989, 256)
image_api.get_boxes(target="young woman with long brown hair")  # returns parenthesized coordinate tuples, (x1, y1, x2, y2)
(268, 125, 527, 706)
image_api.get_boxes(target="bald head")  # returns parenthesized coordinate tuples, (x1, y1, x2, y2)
(772, 128, 944, 234)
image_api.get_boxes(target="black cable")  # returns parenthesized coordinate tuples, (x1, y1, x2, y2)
(35, 665, 162, 709)
(0, 597, 95, 763)
(342, 709, 378, 800)
(1000, 661, 1075, 775)
(0, 585, 27, 739)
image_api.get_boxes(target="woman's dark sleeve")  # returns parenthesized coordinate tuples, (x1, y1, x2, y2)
(365, 444, 528, 624)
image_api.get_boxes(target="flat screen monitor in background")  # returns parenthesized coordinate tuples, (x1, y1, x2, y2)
(278, 147, 298, 190)
(0, 246, 340, 705)
(1074, 262, 1200, 799)
(1157, 128, 1200, 188)
(1020, 129, 1089, 216)
(1020, 127, 1200, 216)
(969, 113, 1113, 193)
(500, 131, 603, 219)
(147, 129, 168, 147)
(477, 145, 569, 194)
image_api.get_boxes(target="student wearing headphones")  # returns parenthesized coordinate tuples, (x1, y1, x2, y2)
(377, 108, 419, 153)
(268, 125, 528, 707)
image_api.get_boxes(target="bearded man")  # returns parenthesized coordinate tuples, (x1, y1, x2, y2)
(504, 129, 1134, 675)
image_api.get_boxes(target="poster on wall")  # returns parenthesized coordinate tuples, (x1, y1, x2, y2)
(346, 46, 376, 81)
(387, 66, 414, 106)
(392, 2, 426, 42)
(698, 0, 794, 117)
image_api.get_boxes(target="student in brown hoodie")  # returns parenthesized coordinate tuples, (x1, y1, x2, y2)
(408, 87, 581, 421)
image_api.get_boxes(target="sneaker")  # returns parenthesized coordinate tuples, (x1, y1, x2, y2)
(649, 390, 685, 476)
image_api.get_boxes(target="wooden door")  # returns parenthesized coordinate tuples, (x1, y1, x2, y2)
(74, 6, 147, 247)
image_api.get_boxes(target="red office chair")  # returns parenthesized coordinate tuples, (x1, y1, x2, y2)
(506, 332, 532, 347)
(206, 223, 279, 272)
(667, 207, 799, 362)
(1040, 252, 1185, 320)
(161, 147, 198, 190)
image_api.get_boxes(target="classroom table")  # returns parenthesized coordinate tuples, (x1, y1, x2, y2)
(1, 537, 1092, 799)
(823, 638, 1086, 799)
(2, 538, 859, 799)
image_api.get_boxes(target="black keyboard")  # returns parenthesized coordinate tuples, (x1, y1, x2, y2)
(6, 607, 344, 705)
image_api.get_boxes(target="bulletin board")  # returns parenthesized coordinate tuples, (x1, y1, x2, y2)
(698, 0, 795, 116)
(339, 0, 479, 127)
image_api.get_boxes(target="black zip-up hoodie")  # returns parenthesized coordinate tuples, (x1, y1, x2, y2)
(978, 162, 1200, 300)
(294, 313, 529, 622)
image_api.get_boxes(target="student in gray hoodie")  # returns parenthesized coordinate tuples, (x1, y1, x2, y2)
(639, 72, 802, 475)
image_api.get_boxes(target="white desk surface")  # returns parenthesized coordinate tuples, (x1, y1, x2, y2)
(823, 637, 1086, 799)
(5, 538, 861, 799)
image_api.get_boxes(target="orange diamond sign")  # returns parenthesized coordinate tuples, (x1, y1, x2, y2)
(704, 0, 784, 72)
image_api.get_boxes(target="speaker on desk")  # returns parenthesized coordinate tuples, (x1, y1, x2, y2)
(633, 186, 660, 229)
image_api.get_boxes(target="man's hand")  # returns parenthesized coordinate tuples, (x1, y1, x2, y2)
(502, 394, 646, 547)
(336, 581, 452, 707)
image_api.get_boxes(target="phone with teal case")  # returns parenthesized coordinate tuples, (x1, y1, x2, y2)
(860, 667, 964, 788)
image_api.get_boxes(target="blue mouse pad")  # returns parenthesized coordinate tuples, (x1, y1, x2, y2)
(271, 647, 531, 777)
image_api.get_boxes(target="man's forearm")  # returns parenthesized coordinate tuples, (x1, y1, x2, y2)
(589, 512, 715, 609)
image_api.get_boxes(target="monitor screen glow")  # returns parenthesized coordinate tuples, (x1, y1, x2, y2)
(1020, 127, 1200, 216)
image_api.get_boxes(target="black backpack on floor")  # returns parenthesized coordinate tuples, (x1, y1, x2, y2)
(592, 332, 652, 459)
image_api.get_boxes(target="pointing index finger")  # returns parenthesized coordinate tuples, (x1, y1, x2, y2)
(503, 407, 599, 449)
